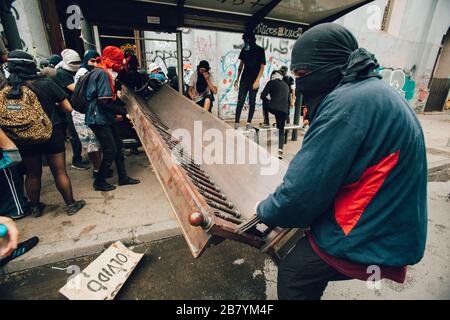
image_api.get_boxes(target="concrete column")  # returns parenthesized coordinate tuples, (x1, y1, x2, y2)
(176, 31, 184, 94)
(0, 0, 23, 50)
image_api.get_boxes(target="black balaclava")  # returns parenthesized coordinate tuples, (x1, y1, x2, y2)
(6, 50, 42, 99)
(167, 66, 177, 80)
(291, 23, 381, 122)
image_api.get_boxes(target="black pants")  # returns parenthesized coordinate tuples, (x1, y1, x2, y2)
(277, 236, 350, 300)
(263, 106, 288, 150)
(65, 113, 82, 163)
(90, 124, 127, 181)
(235, 81, 258, 124)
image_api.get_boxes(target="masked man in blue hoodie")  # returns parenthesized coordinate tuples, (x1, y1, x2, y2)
(256, 23, 428, 300)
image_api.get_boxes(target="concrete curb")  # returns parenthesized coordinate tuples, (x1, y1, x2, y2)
(0, 219, 181, 275)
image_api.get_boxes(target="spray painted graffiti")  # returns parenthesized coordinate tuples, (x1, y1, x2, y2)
(218, 45, 290, 118)
(146, 48, 192, 73)
(380, 68, 406, 97)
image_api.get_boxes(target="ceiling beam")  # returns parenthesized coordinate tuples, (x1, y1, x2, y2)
(252, 0, 282, 24)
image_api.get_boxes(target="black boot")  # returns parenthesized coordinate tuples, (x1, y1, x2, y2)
(118, 176, 141, 186)
(94, 179, 116, 191)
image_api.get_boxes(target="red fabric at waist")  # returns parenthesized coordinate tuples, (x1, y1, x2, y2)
(306, 231, 407, 284)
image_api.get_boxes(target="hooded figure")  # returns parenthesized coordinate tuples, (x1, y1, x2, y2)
(167, 66, 179, 91)
(5, 50, 42, 99)
(117, 50, 146, 92)
(81, 49, 101, 72)
(97, 46, 124, 98)
(61, 49, 81, 73)
(257, 23, 427, 300)
(291, 23, 380, 122)
(48, 54, 62, 68)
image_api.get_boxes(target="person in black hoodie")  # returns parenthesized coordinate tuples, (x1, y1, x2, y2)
(260, 70, 290, 159)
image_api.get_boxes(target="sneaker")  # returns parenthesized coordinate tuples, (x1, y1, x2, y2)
(245, 123, 253, 131)
(30, 202, 46, 218)
(71, 160, 91, 170)
(94, 180, 117, 192)
(0, 236, 39, 268)
(66, 200, 86, 216)
(234, 123, 240, 130)
(118, 176, 141, 186)
(277, 149, 283, 160)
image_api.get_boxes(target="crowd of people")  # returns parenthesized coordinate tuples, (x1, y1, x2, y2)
(0, 23, 430, 301)
(0, 41, 148, 224)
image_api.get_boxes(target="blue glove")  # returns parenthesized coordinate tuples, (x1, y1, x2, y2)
(0, 149, 22, 169)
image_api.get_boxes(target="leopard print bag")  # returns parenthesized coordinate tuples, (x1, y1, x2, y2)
(0, 85, 52, 145)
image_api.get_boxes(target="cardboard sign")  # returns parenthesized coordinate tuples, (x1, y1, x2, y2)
(59, 242, 144, 300)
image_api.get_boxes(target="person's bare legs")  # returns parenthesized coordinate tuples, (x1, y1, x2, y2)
(203, 98, 211, 112)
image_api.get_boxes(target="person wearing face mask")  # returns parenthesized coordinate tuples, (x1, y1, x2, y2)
(188, 60, 217, 111)
(234, 31, 266, 130)
(55, 49, 90, 171)
(260, 70, 290, 159)
(2, 50, 85, 217)
(117, 49, 147, 92)
(85, 46, 140, 192)
(72, 50, 102, 179)
(255, 23, 427, 300)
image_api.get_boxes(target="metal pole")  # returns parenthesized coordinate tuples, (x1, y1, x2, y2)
(292, 93, 302, 141)
(92, 25, 101, 54)
(176, 31, 184, 95)
(0, 0, 23, 50)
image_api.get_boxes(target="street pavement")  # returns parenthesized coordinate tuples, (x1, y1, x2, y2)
(0, 112, 449, 299)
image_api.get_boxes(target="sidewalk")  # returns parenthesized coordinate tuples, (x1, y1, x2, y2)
(2, 112, 449, 275)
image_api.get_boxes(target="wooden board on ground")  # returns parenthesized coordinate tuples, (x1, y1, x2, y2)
(59, 242, 144, 300)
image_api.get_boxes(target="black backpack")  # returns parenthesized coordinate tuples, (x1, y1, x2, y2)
(71, 69, 99, 114)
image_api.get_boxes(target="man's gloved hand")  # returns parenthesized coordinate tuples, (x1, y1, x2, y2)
(0, 149, 22, 169)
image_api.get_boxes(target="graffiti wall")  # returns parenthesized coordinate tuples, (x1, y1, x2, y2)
(143, 29, 296, 119)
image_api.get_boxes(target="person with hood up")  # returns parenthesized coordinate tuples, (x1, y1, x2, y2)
(255, 23, 427, 300)
(260, 70, 290, 159)
(55, 49, 90, 171)
(84, 46, 140, 192)
(167, 66, 179, 92)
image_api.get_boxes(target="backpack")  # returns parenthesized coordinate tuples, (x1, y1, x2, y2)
(0, 84, 52, 145)
(71, 69, 98, 114)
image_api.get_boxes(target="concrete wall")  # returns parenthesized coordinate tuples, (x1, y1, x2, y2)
(336, 0, 450, 109)
(144, 29, 295, 119)
(10, 0, 51, 59)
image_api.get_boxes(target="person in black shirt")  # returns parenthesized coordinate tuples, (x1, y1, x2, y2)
(234, 32, 266, 130)
(167, 66, 179, 92)
(117, 49, 146, 92)
(2, 50, 85, 217)
(260, 71, 290, 159)
(54, 49, 90, 171)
